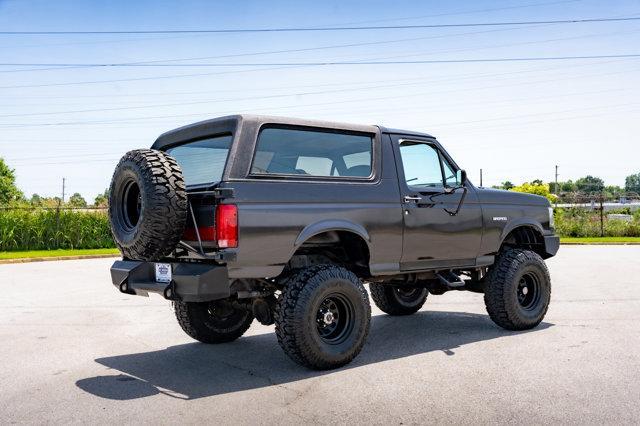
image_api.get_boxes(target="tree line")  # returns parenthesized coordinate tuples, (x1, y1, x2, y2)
(493, 174, 640, 201)
(1, 158, 109, 208)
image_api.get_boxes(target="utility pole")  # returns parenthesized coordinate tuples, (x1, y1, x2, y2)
(61, 177, 66, 203)
(599, 192, 604, 237)
(480, 169, 483, 187)
(554, 165, 559, 208)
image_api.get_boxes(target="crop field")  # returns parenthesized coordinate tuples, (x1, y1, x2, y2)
(0, 208, 114, 251)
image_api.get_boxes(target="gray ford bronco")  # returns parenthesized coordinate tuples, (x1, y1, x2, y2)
(109, 114, 559, 370)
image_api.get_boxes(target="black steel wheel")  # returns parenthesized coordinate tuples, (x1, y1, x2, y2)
(517, 271, 542, 311)
(369, 283, 428, 316)
(484, 248, 551, 330)
(275, 265, 371, 370)
(315, 294, 355, 344)
(174, 300, 254, 344)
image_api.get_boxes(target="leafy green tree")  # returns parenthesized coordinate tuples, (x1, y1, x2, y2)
(511, 181, 557, 202)
(48, 197, 62, 208)
(531, 179, 544, 186)
(604, 185, 624, 199)
(68, 192, 87, 208)
(575, 175, 604, 193)
(0, 157, 23, 204)
(559, 180, 577, 192)
(30, 194, 43, 206)
(625, 173, 640, 193)
(93, 188, 109, 207)
(501, 181, 514, 190)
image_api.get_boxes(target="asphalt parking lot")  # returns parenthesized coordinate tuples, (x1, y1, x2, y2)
(1, 246, 639, 424)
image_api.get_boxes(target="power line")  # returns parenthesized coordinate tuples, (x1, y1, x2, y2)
(4, 54, 640, 68)
(2, 57, 637, 127)
(1, 4, 580, 64)
(1, 0, 579, 50)
(0, 23, 562, 74)
(2, 16, 639, 35)
(0, 64, 634, 119)
(0, 21, 622, 88)
(0, 65, 294, 89)
(2, 69, 637, 129)
(1, 55, 630, 103)
(8, 12, 629, 75)
(329, 0, 583, 26)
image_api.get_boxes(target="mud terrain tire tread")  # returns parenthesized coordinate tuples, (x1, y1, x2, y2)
(109, 149, 187, 261)
(484, 248, 551, 330)
(369, 283, 428, 316)
(174, 301, 254, 344)
(275, 265, 371, 370)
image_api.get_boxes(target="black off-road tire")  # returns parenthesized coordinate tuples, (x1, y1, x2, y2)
(108, 149, 187, 261)
(369, 283, 428, 316)
(275, 265, 371, 370)
(484, 248, 551, 331)
(174, 300, 254, 344)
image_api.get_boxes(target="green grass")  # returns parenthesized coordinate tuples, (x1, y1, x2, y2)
(560, 237, 640, 244)
(0, 248, 120, 260)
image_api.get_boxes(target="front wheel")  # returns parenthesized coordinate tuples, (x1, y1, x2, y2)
(174, 300, 254, 343)
(484, 249, 551, 330)
(369, 283, 428, 316)
(275, 265, 371, 370)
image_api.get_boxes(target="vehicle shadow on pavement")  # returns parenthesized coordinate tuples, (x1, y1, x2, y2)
(76, 311, 552, 400)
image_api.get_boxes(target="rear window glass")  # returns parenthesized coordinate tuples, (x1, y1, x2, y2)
(251, 127, 373, 178)
(166, 134, 232, 186)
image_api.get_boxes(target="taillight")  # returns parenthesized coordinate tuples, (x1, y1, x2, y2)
(183, 226, 216, 241)
(216, 204, 238, 248)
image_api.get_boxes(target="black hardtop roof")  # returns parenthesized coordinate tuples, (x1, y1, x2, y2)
(152, 114, 434, 150)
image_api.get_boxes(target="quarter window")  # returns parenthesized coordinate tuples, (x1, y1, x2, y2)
(166, 134, 232, 186)
(442, 157, 460, 187)
(251, 127, 373, 178)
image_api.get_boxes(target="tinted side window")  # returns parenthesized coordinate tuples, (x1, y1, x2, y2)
(251, 127, 373, 177)
(399, 142, 444, 190)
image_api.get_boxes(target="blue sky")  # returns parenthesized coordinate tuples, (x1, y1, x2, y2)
(1, 0, 639, 201)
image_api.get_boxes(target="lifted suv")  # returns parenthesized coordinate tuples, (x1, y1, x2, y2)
(109, 114, 559, 369)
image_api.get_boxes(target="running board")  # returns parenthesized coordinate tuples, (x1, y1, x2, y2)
(436, 271, 465, 288)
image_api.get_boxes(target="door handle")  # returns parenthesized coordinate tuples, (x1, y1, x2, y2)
(403, 195, 422, 203)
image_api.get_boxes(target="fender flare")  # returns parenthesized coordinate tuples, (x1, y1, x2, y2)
(499, 219, 544, 244)
(293, 219, 371, 251)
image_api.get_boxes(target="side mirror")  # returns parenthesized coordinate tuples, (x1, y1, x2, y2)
(457, 169, 467, 186)
(444, 170, 468, 194)
(443, 169, 469, 216)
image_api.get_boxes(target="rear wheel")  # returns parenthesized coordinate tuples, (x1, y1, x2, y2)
(369, 283, 428, 316)
(275, 265, 371, 370)
(484, 248, 551, 330)
(174, 300, 254, 344)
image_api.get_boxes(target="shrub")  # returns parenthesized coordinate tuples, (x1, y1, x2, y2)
(511, 182, 558, 202)
(554, 207, 640, 238)
(0, 208, 114, 251)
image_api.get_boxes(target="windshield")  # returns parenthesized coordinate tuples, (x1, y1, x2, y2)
(165, 134, 232, 186)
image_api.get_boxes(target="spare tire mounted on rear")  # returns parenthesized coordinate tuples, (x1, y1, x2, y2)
(109, 149, 188, 261)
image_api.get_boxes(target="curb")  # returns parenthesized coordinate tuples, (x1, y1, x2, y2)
(0, 254, 120, 265)
(560, 242, 640, 245)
